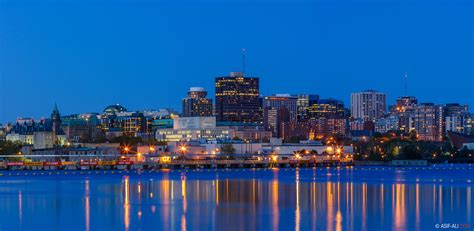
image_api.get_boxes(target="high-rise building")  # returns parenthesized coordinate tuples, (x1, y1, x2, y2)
(215, 72, 260, 123)
(389, 96, 418, 132)
(262, 94, 298, 137)
(182, 87, 213, 117)
(414, 103, 441, 141)
(306, 98, 345, 120)
(351, 90, 386, 122)
(443, 104, 469, 135)
(444, 103, 469, 117)
(294, 94, 319, 121)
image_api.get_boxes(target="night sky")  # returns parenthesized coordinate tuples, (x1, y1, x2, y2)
(0, 0, 472, 123)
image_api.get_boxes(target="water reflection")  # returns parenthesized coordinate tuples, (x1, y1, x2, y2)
(0, 169, 472, 231)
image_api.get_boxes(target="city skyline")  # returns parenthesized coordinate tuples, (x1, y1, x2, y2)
(1, 0, 472, 123)
(1, 77, 473, 124)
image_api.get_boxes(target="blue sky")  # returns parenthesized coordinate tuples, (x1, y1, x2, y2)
(0, 0, 472, 123)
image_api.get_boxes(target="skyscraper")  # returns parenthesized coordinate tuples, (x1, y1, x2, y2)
(182, 87, 213, 117)
(215, 72, 260, 123)
(351, 90, 386, 122)
(414, 103, 440, 141)
(294, 94, 319, 121)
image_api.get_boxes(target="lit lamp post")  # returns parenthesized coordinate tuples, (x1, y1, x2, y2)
(179, 145, 187, 160)
(123, 146, 130, 154)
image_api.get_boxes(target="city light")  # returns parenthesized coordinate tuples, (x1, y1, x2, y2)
(270, 155, 278, 162)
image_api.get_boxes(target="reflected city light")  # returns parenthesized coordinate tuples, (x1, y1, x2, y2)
(123, 176, 130, 231)
(1, 169, 473, 231)
(85, 180, 90, 231)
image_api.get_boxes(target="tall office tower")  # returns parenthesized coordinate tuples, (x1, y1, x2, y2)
(351, 90, 387, 122)
(263, 94, 298, 137)
(215, 72, 260, 123)
(414, 103, 443, 141)
(389, 96, 418, 132)
(182, 87, 213, 117)
(294, 94, 319, 121)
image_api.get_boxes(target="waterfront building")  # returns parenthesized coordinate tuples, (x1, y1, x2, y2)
(182, 87, 213, 117)
(217, 123, 272, 141)
(215, 72, 261, 123)
(61, 114, 103, 143)
(351, 90, 386, 121)
(6, 108, 67, 149)
(155, 116, 230, 142)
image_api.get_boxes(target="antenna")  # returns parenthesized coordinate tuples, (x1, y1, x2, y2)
(242, 48, 246, 76)
(404, 72, 408, 96)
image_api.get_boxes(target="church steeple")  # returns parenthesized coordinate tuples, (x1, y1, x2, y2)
(51, 103, 61, 147)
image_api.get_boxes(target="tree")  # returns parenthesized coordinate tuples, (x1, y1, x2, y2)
(400, 144, 422, 159)
(221, 144, 236, 155)
(0, 141, 22, 155)
(408, 130, 417, 141)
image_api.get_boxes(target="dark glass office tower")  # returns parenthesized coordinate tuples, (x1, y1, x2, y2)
(215, 72, 261, 123)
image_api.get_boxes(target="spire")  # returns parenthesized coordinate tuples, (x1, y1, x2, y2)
(53, 103, 59, 113)
(404, 72, 408, 96)
(242, 48, 246, 77)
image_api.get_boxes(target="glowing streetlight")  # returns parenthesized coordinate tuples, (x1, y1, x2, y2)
(326, 146, 334, 153)
(271, 155, 278, 162)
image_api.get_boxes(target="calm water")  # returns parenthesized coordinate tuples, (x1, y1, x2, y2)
(0, 166, 473, 231)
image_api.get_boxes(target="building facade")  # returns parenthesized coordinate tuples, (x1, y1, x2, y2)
(215, 72, 260, 123)
(414, 103, 440, 141)
(351, 90, 386, 122)
(294, 94, 319, 121)
(182, 87, 213, 117)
